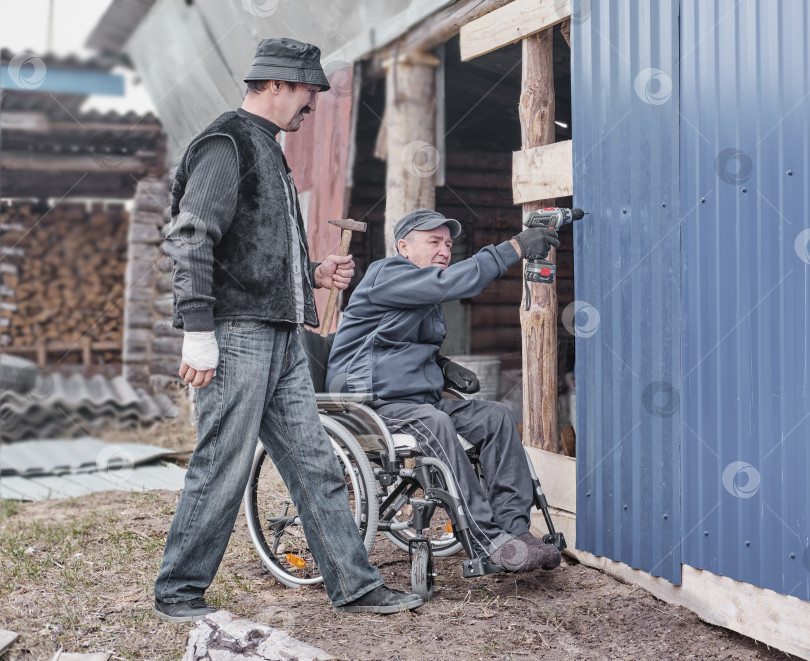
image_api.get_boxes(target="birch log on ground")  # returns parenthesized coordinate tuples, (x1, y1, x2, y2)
(182, 611, 336, 661)
(383, 52, 439, 256)
(519, 29, 561, 453)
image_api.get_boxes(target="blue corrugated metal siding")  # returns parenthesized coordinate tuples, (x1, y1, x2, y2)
(572, 0, 682, 584)
(680, 0, 810, 600)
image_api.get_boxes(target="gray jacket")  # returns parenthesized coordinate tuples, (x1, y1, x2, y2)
(326, 242, 520, 404)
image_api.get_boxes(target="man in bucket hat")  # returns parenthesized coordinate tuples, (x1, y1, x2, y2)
(327, 209, 563, 574)
(154, 38, 422, 622)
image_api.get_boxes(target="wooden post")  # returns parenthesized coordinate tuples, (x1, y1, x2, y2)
(519, 30, 560, 452)
(383, 52, 440, 256)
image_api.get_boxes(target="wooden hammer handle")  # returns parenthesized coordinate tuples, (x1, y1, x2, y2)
(320, 229, 353, 337)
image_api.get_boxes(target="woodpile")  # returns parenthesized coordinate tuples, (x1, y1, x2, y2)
(0, 202, 127, 364)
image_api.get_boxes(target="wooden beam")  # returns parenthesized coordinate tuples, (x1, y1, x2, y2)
(461, 0, 571, 61)
(383, 52, 439, 256)
(512, 139, 573, 204)
(519, 29, 560, 453)
(370, 0, 515, 77)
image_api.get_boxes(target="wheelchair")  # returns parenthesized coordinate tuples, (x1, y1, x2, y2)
(243, 330, 566, 601)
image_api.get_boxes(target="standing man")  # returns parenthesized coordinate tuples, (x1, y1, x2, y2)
(154, 38, 422, 622)
(327, 209, 562, 573)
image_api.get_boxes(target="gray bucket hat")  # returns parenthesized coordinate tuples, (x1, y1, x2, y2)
(244, 38, 330, 91)
(394, 209, 462, 243)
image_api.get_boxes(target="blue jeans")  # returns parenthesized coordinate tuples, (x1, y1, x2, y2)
(154, 320, 383, 606)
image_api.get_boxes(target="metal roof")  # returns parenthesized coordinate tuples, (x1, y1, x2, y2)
(0, 437, 186, 501)
(85, 0, 455, 162)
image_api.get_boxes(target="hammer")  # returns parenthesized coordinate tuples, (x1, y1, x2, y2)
(320, 218, 367, 337)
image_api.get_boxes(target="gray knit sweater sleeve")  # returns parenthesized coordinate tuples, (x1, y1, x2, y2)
(164, 136, 238, 332)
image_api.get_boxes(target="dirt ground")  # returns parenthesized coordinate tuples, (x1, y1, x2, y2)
(0, 485, 795, 661)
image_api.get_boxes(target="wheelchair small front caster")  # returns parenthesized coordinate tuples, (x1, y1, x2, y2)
(410, 540, 435, 602)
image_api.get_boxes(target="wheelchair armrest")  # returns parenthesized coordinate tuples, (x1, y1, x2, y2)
(315, 392, 376, 412)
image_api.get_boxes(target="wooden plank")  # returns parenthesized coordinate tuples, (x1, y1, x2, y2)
(460, 0, 571, 61)
(525, 446, 576, 513)
(572, 551, 810, 661)
(370, 0, 515, 76)
(512, 140, 573, 204)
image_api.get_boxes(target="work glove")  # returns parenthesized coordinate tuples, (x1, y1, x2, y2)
(512, 226, 560, 259)
(442, 361, 480, 394)
(181, 331, 219, 373)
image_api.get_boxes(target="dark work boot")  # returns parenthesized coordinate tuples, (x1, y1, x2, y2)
(153, 597, 216, 623)
(519, 532, 562, 570)
(334, 585, 423, 614)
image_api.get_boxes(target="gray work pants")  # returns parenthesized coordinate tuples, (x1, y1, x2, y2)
(373, 398, 533, 559)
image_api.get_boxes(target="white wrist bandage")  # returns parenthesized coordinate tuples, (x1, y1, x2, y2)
(182, 331, 219, 372)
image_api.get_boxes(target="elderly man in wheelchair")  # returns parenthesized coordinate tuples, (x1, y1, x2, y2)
(244, 209, 565, 600)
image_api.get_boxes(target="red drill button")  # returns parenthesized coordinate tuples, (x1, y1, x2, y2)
(540, 267, 552, 276)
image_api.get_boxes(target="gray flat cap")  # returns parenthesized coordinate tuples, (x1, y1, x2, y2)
(394, 209, 462, 243)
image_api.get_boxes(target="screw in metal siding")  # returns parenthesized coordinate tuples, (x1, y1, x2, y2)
(663, 514, 668, 520)
(586, 491, 591, 497)
(700, 197, 706, 203)
(745, 540, 751, 547)
(790, 553, 796, 559)
(623, 505, 628, 510)
(741, 187, 747, 193)
(787, 170, 793, 176)
(704, 531, 709, 536)
(622, 208, 627, 214)
(661, 203, 666, 207)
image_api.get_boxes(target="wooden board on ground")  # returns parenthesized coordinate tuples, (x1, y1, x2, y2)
(460, 0, 571, 61)
(525, 445, 576, 513)
(513, 140, 573, 204)
(571, 550, 810, 661)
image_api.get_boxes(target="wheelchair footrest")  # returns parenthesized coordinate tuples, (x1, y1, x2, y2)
(462, 557, 505, 578)
(543, 532, 567, 552)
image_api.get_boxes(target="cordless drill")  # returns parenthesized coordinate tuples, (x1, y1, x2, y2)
(521, 207, 588, 309)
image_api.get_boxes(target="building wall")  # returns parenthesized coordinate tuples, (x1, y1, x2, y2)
(680, 0, 810, 601)
(572, 0, 682, 584)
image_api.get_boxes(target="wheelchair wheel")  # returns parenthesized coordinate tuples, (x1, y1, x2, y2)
(410, 541, 435, 602)
(382, 480, 463, 558)
(244, 415, 378, 588)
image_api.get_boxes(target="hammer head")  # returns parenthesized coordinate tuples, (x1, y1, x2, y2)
(329, 218, 367, 233)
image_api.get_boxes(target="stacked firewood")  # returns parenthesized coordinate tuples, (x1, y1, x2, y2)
(0, 202, 127, 360)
